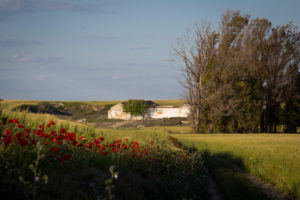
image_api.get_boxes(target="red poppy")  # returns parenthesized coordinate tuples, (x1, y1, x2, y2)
(96, 137, 104, 142)
(49, 121, 54, 125)
(13, 119, 19, 123)
(60, 128, 66, 134)
(38, 125, 44, 129)
(18, 138, 28, 147)
(50, 147, 60, 152)
(31, 139, 37, 145)
(4, 129, 11, 135)
(7, 119, 14, 123)
(3, 135, 13, 145)
(149, 142, 153, 146)
(18, 124, 24, 128)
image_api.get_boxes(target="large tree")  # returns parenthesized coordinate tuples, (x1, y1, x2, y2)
(174, 23, 218, 133)
(175, 10, 300, 133)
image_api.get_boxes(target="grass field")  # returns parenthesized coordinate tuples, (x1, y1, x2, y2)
(173, 134, 300, 198)
(3, 100, 300, 199)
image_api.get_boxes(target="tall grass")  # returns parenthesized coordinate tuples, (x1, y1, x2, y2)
(0, 101, 207, 200)
(173, 134, 300, 198)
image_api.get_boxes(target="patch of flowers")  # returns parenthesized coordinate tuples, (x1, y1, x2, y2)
(1, 119, 155, 163)
(0, 118, 207, 200)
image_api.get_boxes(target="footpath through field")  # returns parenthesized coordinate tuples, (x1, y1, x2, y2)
(172, 134, 299, 200)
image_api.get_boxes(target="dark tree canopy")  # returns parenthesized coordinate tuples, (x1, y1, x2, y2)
(175, 10, 300, 133)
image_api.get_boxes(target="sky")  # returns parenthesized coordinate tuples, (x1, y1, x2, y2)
(0, 0, 300, 101)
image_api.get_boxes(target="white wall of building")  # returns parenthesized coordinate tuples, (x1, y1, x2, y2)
(108, 103, 190, 120)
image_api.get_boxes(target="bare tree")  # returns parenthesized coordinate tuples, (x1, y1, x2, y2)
(174, 23, 217, 133)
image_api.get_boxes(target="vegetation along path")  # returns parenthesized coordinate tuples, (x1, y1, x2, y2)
(173, 134, 300, 200)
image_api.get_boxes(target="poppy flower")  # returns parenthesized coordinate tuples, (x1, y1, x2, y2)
(60, 128, 66, 134)
(18, 124, 24, 128)
(3, 135, 13, 145)
(149, 142, 153, 146)
(18, 139, 28, 146)
(51, 147, 60, 152)
(13, 119, 19, 123)
(38, 125, 44, 129)
(4, 129, 11, 135)
(7, 119, 14, 123)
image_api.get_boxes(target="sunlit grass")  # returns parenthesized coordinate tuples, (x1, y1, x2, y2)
(173, 134, 300, 198)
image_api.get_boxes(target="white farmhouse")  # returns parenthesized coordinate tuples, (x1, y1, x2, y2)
(107, 103, 190, 120)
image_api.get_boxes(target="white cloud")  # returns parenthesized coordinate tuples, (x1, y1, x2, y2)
(0, 0, 102, 20)
(131, 46, 151, 50)
(10, 54, 61, 65)
(0, 39, 41, 47)
(112, 74, 119, 80)
(37, 74, 45, 81)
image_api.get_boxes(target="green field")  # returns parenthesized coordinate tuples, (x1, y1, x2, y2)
(2, 100, 300, 199)
(173, 134, 300, 198)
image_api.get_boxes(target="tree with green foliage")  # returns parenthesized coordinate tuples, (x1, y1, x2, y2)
(122, 99, 147, 120)
(175, 10, 300, 133)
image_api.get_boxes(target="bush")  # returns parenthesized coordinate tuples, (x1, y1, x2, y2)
(123, 99, 147, 119)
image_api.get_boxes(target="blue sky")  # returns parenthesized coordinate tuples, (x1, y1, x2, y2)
(1, 0, 299, 101)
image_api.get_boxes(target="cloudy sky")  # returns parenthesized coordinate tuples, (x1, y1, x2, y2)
(1, 0, 299, 100)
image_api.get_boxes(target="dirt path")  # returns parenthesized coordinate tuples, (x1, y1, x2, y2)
(214, 156, 293, 200)
(205, 167, 224, 200)
(110, 121, 132, 128)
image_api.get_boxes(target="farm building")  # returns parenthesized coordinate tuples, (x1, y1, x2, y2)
(107, 102, 190, 120)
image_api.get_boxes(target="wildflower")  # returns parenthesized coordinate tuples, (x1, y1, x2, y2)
(114, 173, 119, 179)
(7, 119, 14, 123)
(18, 124, 24, 129)
(51, 147, 60, 152)
(150, 142, 153, 146)
(34, 176, 39, 182)
(13, 119, 19, 123)
(18, 139, 28, 147)
(3, 135, 13, 145)
(59, 128, 66, 134)
(4, 129, 11, 135)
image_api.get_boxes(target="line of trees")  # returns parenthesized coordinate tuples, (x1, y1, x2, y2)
(175, 10, 300, 133)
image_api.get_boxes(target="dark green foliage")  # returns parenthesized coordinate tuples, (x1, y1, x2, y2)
(14, 103, 70, 116)
(123, 99, 147, 119)
(176, 10, 300, 133)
